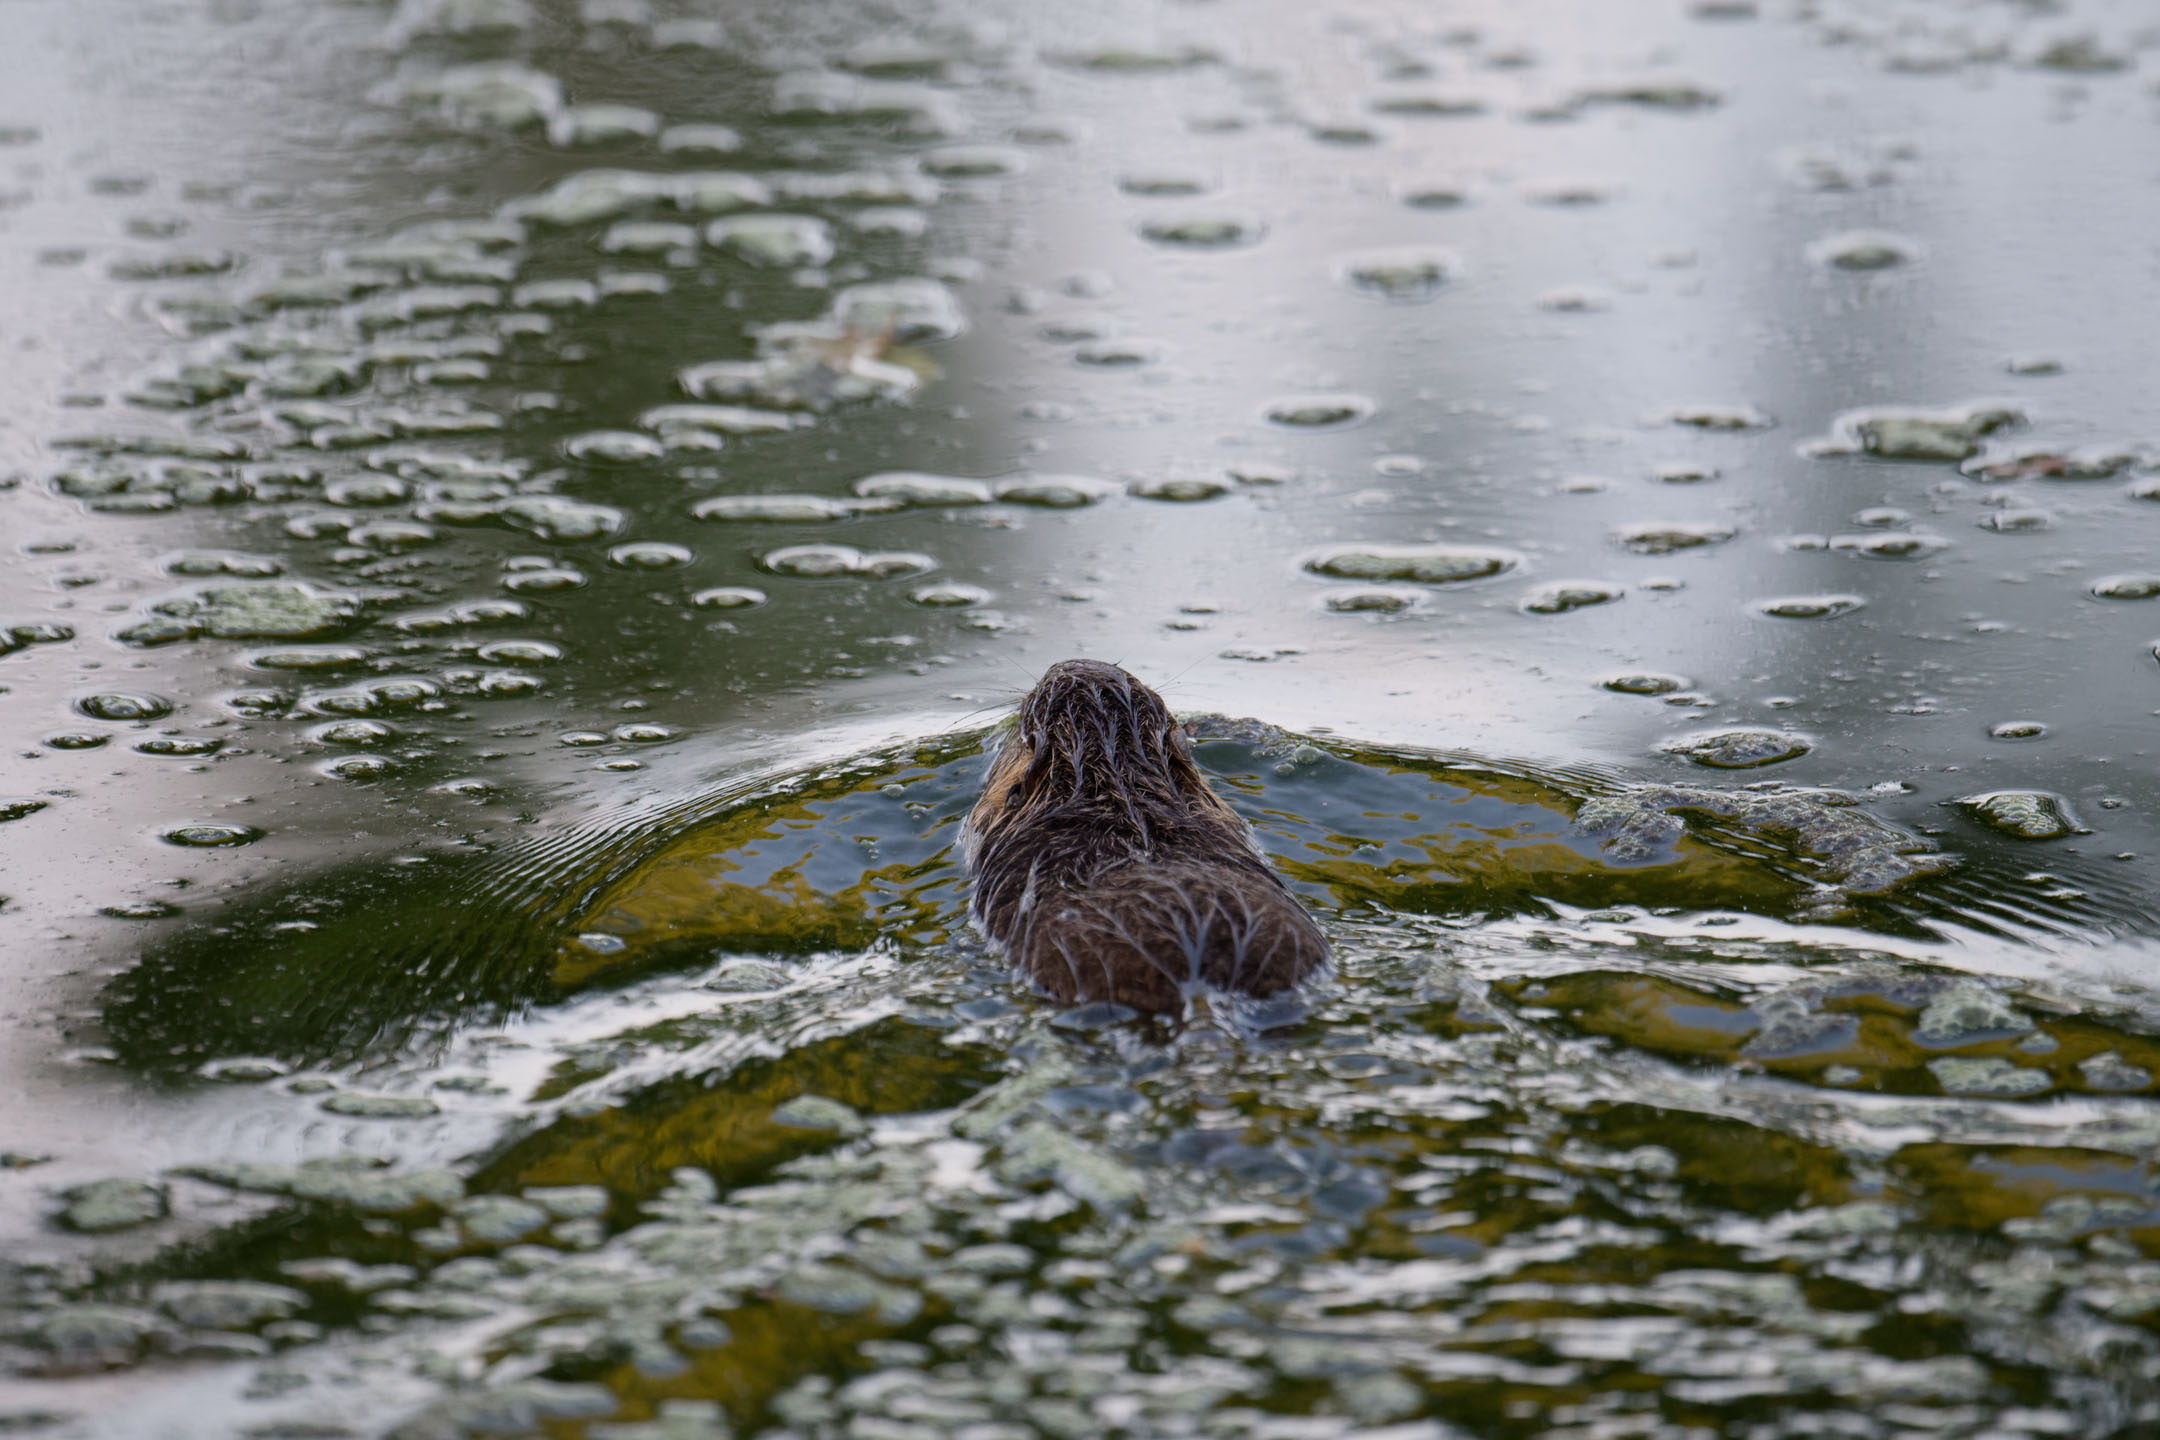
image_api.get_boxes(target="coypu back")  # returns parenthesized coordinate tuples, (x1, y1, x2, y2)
(961, 659, 1330, 1012)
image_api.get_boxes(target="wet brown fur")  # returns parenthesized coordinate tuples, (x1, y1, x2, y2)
(961, 660, 1331, 1012)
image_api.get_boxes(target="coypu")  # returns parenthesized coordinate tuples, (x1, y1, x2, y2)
(960, 659, 1330, 1013)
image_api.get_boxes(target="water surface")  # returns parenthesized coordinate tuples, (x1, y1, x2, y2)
(3, 0, 2160, 1435)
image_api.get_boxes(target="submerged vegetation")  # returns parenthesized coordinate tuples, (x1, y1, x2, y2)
(2, 0, 2159, 1434)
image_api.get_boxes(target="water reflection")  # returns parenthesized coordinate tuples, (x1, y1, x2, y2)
(5, 0, 2160, 1433)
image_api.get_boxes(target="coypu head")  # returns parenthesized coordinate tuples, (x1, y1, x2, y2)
(969, 658, 1234, 843)
(962, 659, 1330, 1014)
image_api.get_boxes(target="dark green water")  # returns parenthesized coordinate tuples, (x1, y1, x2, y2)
(2, 0, 2159, 1435)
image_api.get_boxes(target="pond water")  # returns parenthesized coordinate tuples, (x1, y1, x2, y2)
(2, 0, 2159, 1435)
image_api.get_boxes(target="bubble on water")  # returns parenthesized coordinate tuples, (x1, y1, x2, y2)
(1662, 403, 1771, 431)
(559, 731, 609, 747)
(1523, 178, 1620, 207)
(323, 754, 396, 780)
(249, 646, 368, 671)
(303, 689, 382, 718)
(154, 552, 270, 587)
(76, 692, 173, 722)
(312, 719, 395, 747)
(991, 474, 1121, 508)
(1807, 231, 1921, 270)
(908, 583, 990, 607)
(54, 1179, 167, 1235)
(108, 251, 237, 283)
(1521, 581, 1624, 614)
(1927, 1056, 2050, 1096)
(2027, 34, 2129, 73)
(1536, 286, 1613, 313)
(45, 731, 109, 750)
(1395, 179, 1473, 210)
(600, 220, 698, 256)
(222, 689, 290, 719)
(1755, 594, 1867, 620)
(563, 431, 665, 467)
(162, 823, 261, 847)
(606, 542, 692, 570)
(550, 104, 661, 147)
(762, 544, 865, 578)
(766, 70, 963, 133)
(692, 494, 854, 523)
(773, 169, 939, 209)
(2091, 575, 2160, 600)
(707, 214, 836, 268)
(602, 268, 669, 299)
(1044, 43, 1218, 72)
(2078, 1050, 2154, 1092)
(508, 170, 671, 227)
(1337, 247, 1462, 302)
(1323, 589, 1419, 613)
(1663, 728, 1812, 768)
(120, 581, 366, 647)
(860, 552, 936, 580)
(0, 799, 48, 823)
(657, 123, 742, 156)
(135, 735, 222, 757)
(477, 640, 562, 665)
(0, 622, 74, 661)
(1614, 523, 1733, 555)
(1371, 90, 1489, 117)
(853, 472, 993, 507)
(1652, 461, 1718, 484)
(1988, 720, 2048, 741)
(613, 723, 675, 743)
(1831, 531, 1948, 560)
(1578, 76, 1723, 110)
(350, 521, 439, 554)
(1265, 393, 1376, 428)
(641, 403, 805, 439)
(1962, 446, 2133, 482)
(388, 58, 561, 130)
(847, 206, 928, 239)
(502, 567, 586, 593)
(53, 432, 247, 463)
(478, 670, 543, 697)
(1305, 544, 1517, 584)
(1118, 171, 1214, 197)
(1137, 214, 1265, 249)
(1130, 474, 1229, 502)
(1980, 508, 2052, 534)
(1603, 672, 1688, 695)
(837, 277, 968, 343)
(2004, 353, 2064, 377)
(1960, 790, 2079, 839)
(509, 278, 598, 312)
(689, 586, 765, 609)
(1811, 402, 2023, 462)
(922, 144, 1026, 179)
(320, 1091, 439, 1118)
(1071, 339, 1161, 368)
(497, 496, 625, 542)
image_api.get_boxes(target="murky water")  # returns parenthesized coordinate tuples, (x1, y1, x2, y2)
(4, 0, 2160, 1434)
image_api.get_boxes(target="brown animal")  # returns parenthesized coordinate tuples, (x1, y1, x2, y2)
(960, 659, 1331, 1012)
